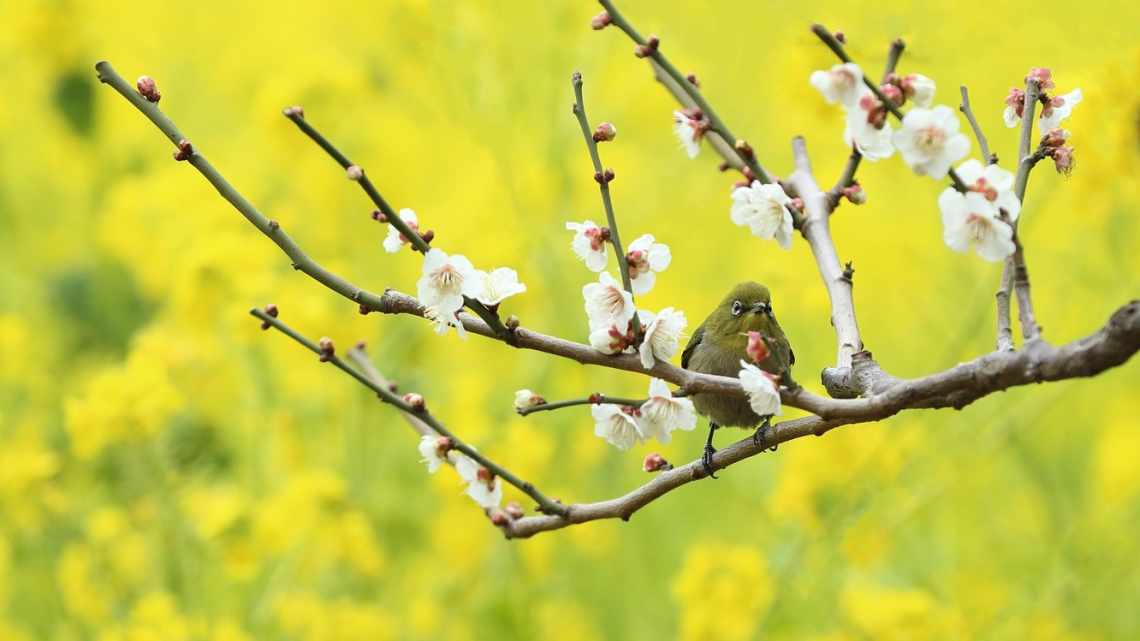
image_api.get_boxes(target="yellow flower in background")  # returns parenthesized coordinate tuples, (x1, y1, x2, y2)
(840, 582, 965, 641)
(672, 542, 773, 641)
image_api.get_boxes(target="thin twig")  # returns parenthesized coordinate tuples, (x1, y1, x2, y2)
(959, 85, 993, 164)
(598, 0, 773, 184)
(882, 38, 906, 82)
(518, 389, 689, 417)
(810, 24, 969, 193)
(1005, 78, 1044, 342)
(282, 109, 512, 340)
(251, 308, 568, 516)
(570, 72, 641, 335)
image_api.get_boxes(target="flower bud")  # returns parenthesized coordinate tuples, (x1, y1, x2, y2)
(634, 36, 660, 58)
(354, 340, 367, 351)
(592, 121, 617, 142)
(420, 229, 435, 244)
(371, 209, 387, 222)
(283, 105, 304, 118)
(318, 337, 335, 362)
(643, 452, 671, 472)
(358, 304, 372, 315)
(346, 165, 364, 181)
(789, 197, 804, 212)
(686, 73, 700, 88)
(268, 219, 280, 231)
(745, 331, 770, 364)
(136, 75, 161, 102)
(1049, 145, 1075, 175)
(834, 31, 846, 44)
(590, 11, 611, 30)
(403, 392, 425, 410)
(588, 392, 604, 404)
(1025, 67, 1054, 91)
(1040, 128, 1070, 148)
(505, 315, 520, 331)
(880, 83, 904, 106)
(173, 139, 193, 161)
(504, 501, 525, 519)
(514, 389, 546, 411)
(734, 139, 754, 159)
(842, 183, 867, 205)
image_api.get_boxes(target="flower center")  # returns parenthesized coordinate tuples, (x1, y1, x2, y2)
(431, 263, 463, 293)
(585, 226, 606, 251)
(970, 177, 999, 202)
(915, 126, 946, 153)
(965, 213, 992, 243)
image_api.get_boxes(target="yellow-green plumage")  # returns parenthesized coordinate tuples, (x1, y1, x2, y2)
(682, 282, 794, 428)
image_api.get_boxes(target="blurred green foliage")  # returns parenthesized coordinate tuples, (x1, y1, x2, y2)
(0, 1, 1138, 640)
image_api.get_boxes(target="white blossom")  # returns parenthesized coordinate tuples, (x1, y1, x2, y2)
(938, 188, 1015, 262)
(892, 106, 970, 178)
(637, 307, 687, 370)
(1002, 105, 1021, 128)
(730, 180, 795, 249)
(591, 403, 644, 450)
(954, 159, 1021, 220)
(566, 220, 609, 272)
(514, 389, 544, 410)
(418, 434, 449, 473)
(903, 73, 937, 108)
(473, 267, 526, 306)
(454, 454, 502, 509)
(583, 272, 635, 331)
(424, 305, 466, 338)
(1039, 88, 1082, 132)
(809, 63, 865, 107)
(588, 323, 634, 355)
(417, 248, 481, 316)
(382, 208, 419, 253)
(626, 234, 672, 295)
(844, 90, 896, 160)
(673, 110, 704, 158)
(738, 360, 782, 417)
(638, 378, 697, 444)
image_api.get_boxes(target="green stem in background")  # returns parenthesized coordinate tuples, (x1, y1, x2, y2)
(282, 109, 511, 340)
(570, 72, 641, 336)
(809, 24, 969, 193)
(250, 307, 568, 517)
(599, 0, 773, 185)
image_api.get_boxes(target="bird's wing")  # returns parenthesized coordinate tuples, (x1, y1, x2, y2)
(681, 322, 705, 370)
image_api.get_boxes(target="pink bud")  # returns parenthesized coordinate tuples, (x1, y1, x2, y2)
(434, 436, 453, 454)
(318, 337, 335, 362)
(1050, 146, 1075, 176)
(842, 183, 866, 205)
(590, 11, 612, 30)
(136, 75, 161, 102)
(745, 331, 770, 363)
(634, 36, 659, 58)
(1025, 67, 1055, 91)
(880, 83, 904, 106)
(346, 165, 364, 181)
(504, 501, 525, 519)
(588, 392, 604, 404)
(643, 453, 670, 472)
(1040, 128, 1070, 148)
(592, 121, 617, 142)
(734, 139, 754, 159)
(489, 511, 509, 526)
(173, 138, 193, 161)
(403, 392, 425, 410)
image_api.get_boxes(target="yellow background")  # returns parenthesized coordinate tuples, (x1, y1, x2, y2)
(1, 1, 1138, 639)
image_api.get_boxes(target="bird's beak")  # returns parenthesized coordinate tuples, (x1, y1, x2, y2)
(750, 302, 772, 315)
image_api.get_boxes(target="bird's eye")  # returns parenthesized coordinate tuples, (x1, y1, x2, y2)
(731, 300, 744, 316)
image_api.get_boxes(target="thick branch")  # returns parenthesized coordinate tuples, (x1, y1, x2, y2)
(571, 72, 641, 335)
(251, 308, 568, 516)
(995, 262, 1015, 351)
(502, 300, 1140, 537)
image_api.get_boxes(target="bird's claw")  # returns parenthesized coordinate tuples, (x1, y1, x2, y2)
(752, 416, 778, 452)
(701, 444, 718, 479)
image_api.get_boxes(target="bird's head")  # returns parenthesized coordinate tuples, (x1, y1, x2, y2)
(706, 281, 778, 341)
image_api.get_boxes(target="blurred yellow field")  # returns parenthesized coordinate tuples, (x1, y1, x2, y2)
(1, 1, 1138, 639)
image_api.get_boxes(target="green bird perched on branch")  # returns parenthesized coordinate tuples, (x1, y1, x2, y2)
(682, 282, 794, 478)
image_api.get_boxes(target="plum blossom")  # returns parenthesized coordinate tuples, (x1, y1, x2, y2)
(454, 455, 502, 509)
(954, 159, 1021, 220)
(626, 234, 672, 295)
(566, 220, 609, 272)
(382, 208, 419, 253)
(901, 73, 936, 108)
(592, 403, 644, 450)
(730, 180, 794, 249)
(809, 63, 865, 107)
(583, 272, 636, 331)
(673, 110, 706, 158)
(738, 360, 782, 417)
(892, 106, 970, 178)
(1002, 87, 1026, 128)
(1039, 88, 1082, 132)
(844, 90, 895, 160)
(638, 378, 697, 444)
(514, 389, 545, 411)
(472, 267, 526, 306)
(424, 305, 466, 338)
(417, 248, 481, 317)
(938, 189, 1014, 262)
(637, 307, 687, 369)
(418, 435, 451, 473)
(588, 323, 636, 355)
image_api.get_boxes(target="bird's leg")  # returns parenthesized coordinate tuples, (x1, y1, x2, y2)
(752, 416, 777, 452)
(701, 422, 719, 479)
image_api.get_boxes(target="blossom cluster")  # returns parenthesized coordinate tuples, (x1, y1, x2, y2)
(416, 247, 526, 336)
(591, 379, 698, 450)
(418, 435, 503, 509)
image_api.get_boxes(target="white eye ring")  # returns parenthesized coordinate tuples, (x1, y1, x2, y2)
(731, 300, 744, 316)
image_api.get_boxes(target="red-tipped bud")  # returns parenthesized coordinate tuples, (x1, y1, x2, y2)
(489, 511, 509, 526)
(371, 209, 387, 222)
(686, 73, 700, 88)
(643, 453, 670, 472)
(588, 392, 604, 404)
(283, 105, 304, 118)
(734, 139, 754, 159)
(265, 304, 279, 318)
(590, 11, 612, 30)
(136, 75, 161, 102)
(173, 139, 193, 161)
(318, 337, 335, 362)
(358, 304, 372, 315)
(346, 165, 364, 181)
(834, 31, 846, 44)
(1040, 128, 1070, 148)
(593, 121, 617, 142)
(403, 392, 425, 410)
(717, 161, 731, 172)
(420, 229, 435, 244)
(1025, 67, 1054, 91)
(504, 501, 525, 519)
(634, 36, 660, 58)
(1049, 146, 1075, 175)
(880, 84, 904, 106)
(842, 183, 867, 205)
(268, 219, 280, 231)
(745, 331, 770, 363)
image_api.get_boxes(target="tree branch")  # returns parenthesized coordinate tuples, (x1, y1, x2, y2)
(959, 85, 993, 164)
(571, 71, 641, 335)
(1003, 78, 1044, 343)
(501, 300, 1140, 537)
(251, 307, 568, 516)
(517, 389, 688, 417)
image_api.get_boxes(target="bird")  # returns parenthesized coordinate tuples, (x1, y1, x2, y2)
(682, 281, 794, 478)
